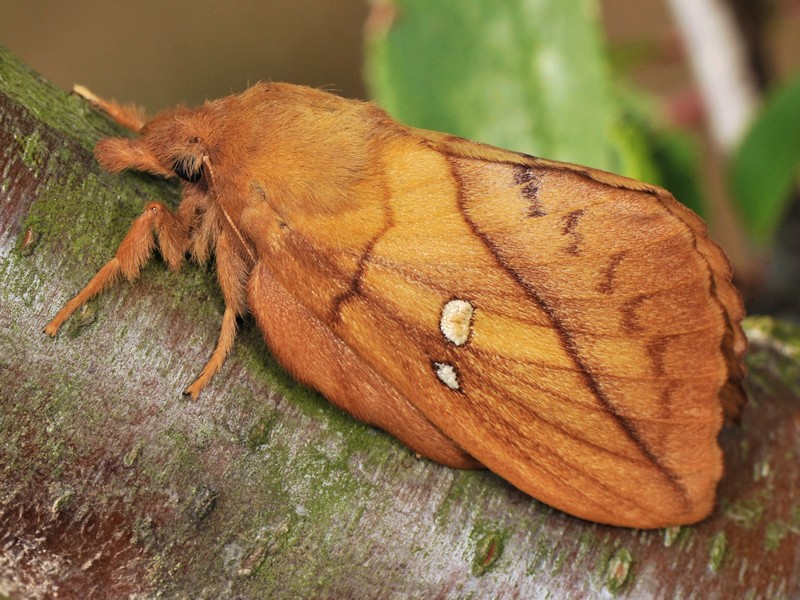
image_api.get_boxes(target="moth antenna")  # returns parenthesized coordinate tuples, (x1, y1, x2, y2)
(73, 84, 148, 132)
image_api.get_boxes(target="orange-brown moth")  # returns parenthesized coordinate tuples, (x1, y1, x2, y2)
(46, 83, 747, 528)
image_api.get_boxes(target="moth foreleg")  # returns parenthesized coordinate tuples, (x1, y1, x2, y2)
(45, 201, 186, 336)
(183, 230, 248, 399)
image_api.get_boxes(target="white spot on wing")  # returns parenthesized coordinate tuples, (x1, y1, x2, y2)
(440, 299, 474, 346)
(433, 362, 460, 391)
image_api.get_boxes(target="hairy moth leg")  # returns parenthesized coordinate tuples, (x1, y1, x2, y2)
(182, 308, 237, 399)
(73, 84, 147, 133)
(45, 202, 185, 336)
(183, 229, 249, 399)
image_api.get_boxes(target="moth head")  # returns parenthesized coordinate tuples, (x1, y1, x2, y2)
(95, 111, 208, 184)
(170, 139, 205, 183)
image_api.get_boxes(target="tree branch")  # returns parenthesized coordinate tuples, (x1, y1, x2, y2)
(1, 46, 798, 598)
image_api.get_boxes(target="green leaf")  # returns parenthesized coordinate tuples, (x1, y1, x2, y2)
(649, 130, 706, 218)
(365, 0, 648, 177)
(730, 73, 800, 247)
(614, 87, 707, 217)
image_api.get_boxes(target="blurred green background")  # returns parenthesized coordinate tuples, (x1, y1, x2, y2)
(1, 0, 798, 316)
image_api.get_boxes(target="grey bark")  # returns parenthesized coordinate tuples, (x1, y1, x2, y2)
(1, 46, 799, 599)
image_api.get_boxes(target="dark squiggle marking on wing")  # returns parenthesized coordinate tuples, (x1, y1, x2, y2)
(513, 165, 546, 218)
(596, 251, 626, 294)
(561, 209, 585, 255)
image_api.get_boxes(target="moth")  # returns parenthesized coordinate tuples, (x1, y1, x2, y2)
(46, 83, 747, 528)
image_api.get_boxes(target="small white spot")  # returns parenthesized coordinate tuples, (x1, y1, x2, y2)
(433, 362, 460, 391)
(440, 299, 474, 346)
